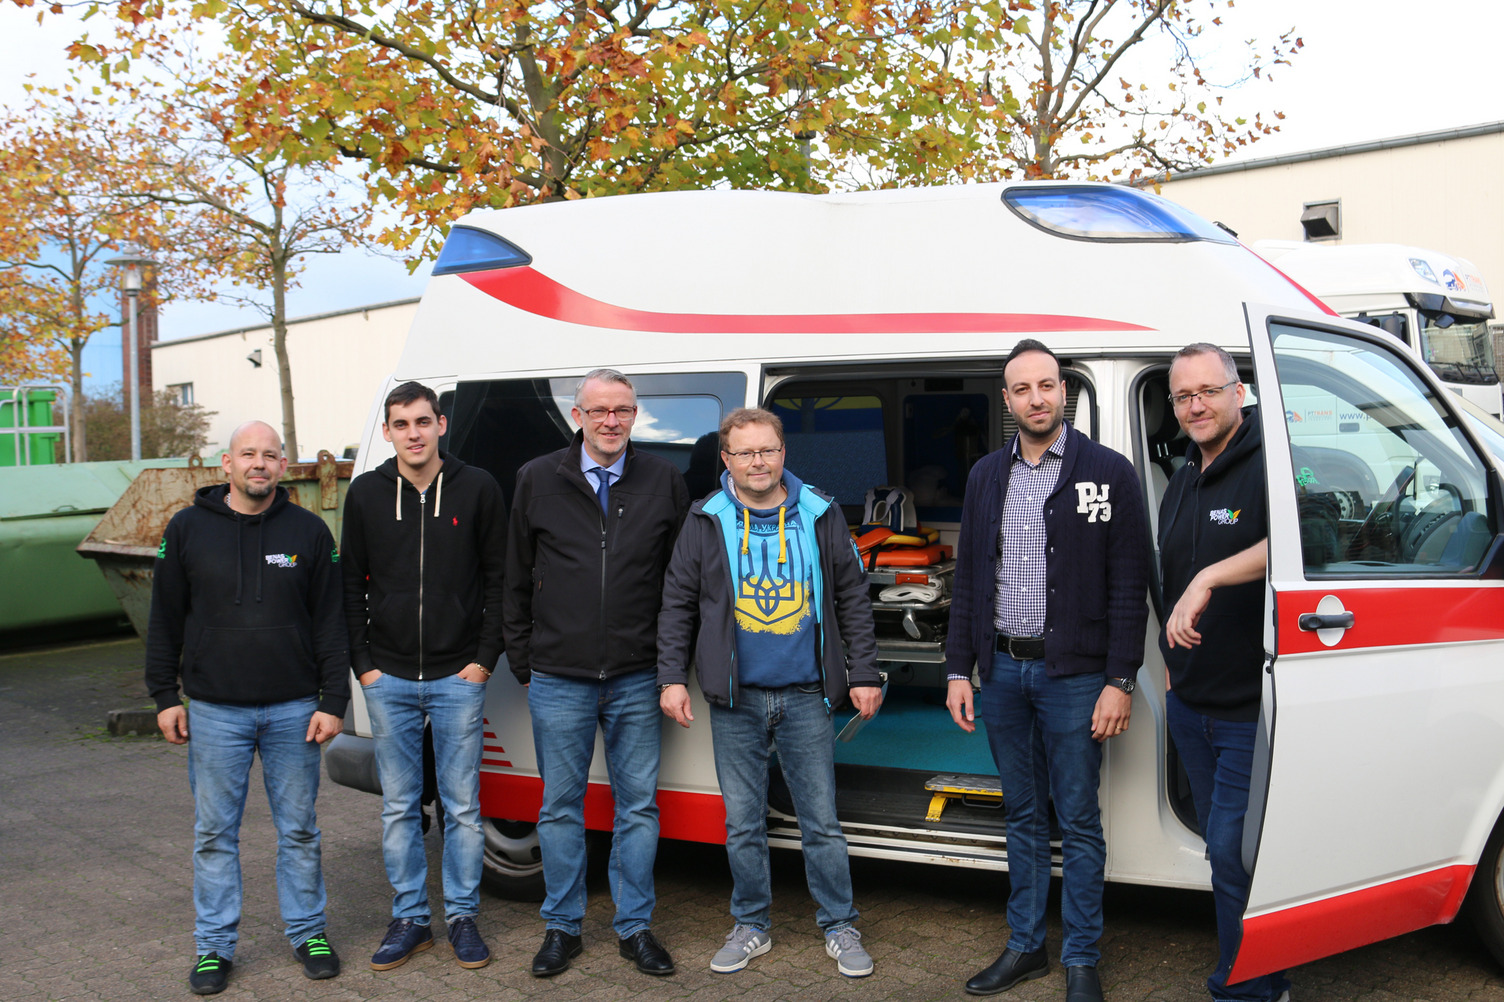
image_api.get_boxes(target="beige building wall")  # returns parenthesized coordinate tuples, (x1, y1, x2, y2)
(1157, 125, 1504, 303)
(151, 299, 417, 459)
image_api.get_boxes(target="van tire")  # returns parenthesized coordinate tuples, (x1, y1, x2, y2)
(1465, 814, 1504, 969)
(480, 818, 546, 901)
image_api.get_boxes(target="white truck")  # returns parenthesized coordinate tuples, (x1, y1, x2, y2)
(1256, 240, 1501, 418)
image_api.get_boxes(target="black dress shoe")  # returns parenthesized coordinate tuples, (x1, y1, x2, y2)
(618, 929, 676, 975)
(965, 947, 1049, 996)
(530, 930, 583, 977)
(1067, 965, 1104, 1002)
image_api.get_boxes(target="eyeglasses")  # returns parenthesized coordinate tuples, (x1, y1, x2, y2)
(1169, 381, 1238, 409)
(581, 406, 637, 422)
(724, 447, 783, 464)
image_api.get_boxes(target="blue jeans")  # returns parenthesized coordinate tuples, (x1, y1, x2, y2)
(529, 668, 662, 938)
(978, 654, 1105, 967)
(363, 671, 487, 924)
(1166, 691, 1291, 1002)
(709, 683, 858, 934)
(187, 697, 326, 958)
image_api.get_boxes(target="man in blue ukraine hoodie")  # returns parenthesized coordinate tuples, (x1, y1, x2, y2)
(657, 407, 882, 980)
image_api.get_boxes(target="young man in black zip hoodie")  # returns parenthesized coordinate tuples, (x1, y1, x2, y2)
(340, 382, 507, 973)
(146, 420, 349, 995)
(1159, 343, 1289, 1002)
(503, 368, 689, 978)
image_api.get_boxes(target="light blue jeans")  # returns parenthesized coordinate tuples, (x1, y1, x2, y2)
(529, 668, 662, 938)
(709, 683, 858, 934)
(363, 671, 487, 923)
(187, 697, 326, 958)
(978, 655, 1106, 967)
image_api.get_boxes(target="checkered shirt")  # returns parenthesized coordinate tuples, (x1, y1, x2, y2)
(993, 425, 1067, 637)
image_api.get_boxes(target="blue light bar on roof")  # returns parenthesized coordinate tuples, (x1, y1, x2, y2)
(1003, 185, 1237, 244)
(432, 226, 532, 275)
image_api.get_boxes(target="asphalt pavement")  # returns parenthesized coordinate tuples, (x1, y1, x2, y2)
(3, 635, 1503, 1001)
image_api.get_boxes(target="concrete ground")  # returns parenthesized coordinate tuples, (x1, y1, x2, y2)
(3, 635, 1503, 1001)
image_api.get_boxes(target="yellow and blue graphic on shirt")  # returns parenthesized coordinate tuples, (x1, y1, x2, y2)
(733, 511, 813, 635)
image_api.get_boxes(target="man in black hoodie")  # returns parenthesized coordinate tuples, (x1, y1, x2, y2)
(504, 368, 689, 978)
(1158, 343, 1289, 1002)
(340, 381, 508, 973)
(146, 420, 349, 995)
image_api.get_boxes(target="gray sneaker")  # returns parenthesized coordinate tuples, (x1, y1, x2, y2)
(825, 927, 873, 977)
(710, 925, 771, 973)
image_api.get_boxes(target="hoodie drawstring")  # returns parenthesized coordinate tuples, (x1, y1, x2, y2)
(395, 475, 402, 521)
(433, 471, 444, 517)
(255, 518, 265, 603)
(233, 516, 244, 606)
(740, 504, 789, 564)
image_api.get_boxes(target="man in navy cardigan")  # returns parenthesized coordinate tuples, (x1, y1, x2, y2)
(944, 340, 1149, 1002)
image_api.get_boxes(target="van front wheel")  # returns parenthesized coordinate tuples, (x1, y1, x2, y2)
(480, 818, 546, 901)
(1466, 814, 1504, 969)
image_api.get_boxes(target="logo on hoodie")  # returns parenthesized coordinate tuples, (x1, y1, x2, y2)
(265, 553, 299, 568)
(734, 518, 813, 635)
(1209, 508, 1242, 526)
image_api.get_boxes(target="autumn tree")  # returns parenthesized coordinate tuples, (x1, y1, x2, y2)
(80, 0, 1005, 256)
(954, 0, 1303, 181)
(114, 57, 376, 461)
(0, 97, 186, 460)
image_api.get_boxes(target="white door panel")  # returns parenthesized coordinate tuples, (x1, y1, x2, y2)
(1233, 306, 1504, 980)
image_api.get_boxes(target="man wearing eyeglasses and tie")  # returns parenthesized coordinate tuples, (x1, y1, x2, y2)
(1158, 343, 1287, 1002)
(503, 368, 689, 979)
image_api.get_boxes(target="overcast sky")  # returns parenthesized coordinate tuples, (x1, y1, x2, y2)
(3, 1, 1501, 388)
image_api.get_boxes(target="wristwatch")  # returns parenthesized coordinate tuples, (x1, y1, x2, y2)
(1104, 675, 1136, 694)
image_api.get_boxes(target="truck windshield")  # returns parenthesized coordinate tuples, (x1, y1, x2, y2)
(1420, 314, 1498, 386)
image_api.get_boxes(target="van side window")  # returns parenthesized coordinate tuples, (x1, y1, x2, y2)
(442, 372, 746, 507)
(1272, 325, 1497, 576)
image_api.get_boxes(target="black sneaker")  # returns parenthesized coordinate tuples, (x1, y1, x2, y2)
(295, 933, 341, 980)
(188, 952, 232, 995)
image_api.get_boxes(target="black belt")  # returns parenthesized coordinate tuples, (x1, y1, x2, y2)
(994, 634, 1045, 660)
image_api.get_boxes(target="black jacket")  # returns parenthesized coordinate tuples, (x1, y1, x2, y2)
(503, 433, 689, 683)
(145, 485, 350, 716)
(944, 424, 1150, 683)
(341, 453, 508, 680)
(656, 475, 882, 709)
(1158, 406, 1268, 721)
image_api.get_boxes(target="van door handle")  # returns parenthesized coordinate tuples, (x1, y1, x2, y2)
(1299, 611, 1354, 631)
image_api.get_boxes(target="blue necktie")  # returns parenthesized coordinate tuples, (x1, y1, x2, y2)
(590, 467, 613, 514)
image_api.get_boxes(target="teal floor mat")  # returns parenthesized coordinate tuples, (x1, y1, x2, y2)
(833, 685, 996, 775)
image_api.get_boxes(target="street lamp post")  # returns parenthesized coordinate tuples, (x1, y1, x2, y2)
(105, 253, 154, 462)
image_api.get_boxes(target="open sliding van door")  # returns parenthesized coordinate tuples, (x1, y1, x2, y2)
(1231, 307, 1504, 980)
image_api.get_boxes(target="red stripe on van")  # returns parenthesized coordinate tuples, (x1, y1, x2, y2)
(480, 771, 728, 844)
(460, 267, 1155, 334)
(1276, 585, 1504, 655)
(1228, 864, 1472, 982)
(1244, 245, 1340, 316)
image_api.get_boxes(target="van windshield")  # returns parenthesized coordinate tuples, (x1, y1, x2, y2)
(1420, 314, 1498, 386)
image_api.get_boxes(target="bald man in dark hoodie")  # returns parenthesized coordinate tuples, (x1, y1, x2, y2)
(147, 420, 349, 995)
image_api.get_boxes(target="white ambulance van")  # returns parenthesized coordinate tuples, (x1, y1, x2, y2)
(326, 182, 1504, 982)
(1255, 240, 1502, 419)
